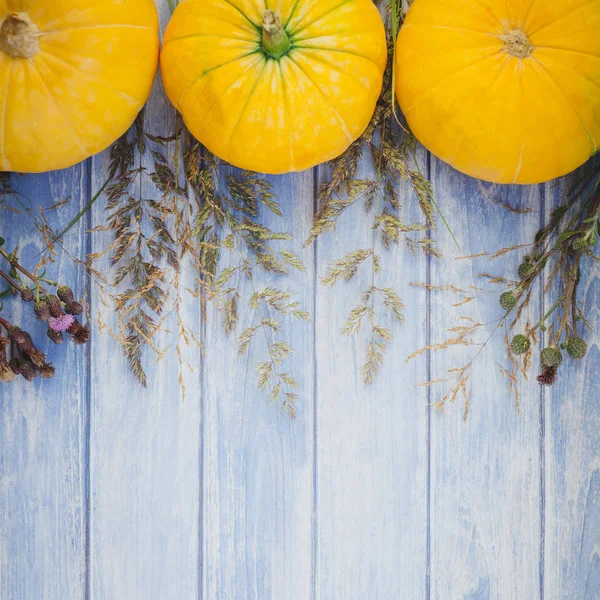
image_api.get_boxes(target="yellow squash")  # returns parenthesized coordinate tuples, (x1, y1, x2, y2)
(395, 0, 600, 184)
(161, 0, 387, 174)
(0, 0, 159, 173)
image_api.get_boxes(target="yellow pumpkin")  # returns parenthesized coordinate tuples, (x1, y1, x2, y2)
(0, 0, 159, 173)
(160, 0, 387, 174)
(395, 0, 600, 185)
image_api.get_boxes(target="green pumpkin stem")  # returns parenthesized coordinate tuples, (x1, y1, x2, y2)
(262, 10, 290, 60)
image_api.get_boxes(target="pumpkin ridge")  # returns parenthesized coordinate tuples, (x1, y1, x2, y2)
(298, 48, 377, 86)
(534, 46, 600, 61)
(503, 0, 514, 28)
(402, 23, 502, 39)
(469, 0, 504, 27)
(218, 0, 261, 31)
(521, 0, 538, 30)
(163, 33, 255, 47)
(512, 139, 526, 183)
(531, 56, 597, 149)
(402, 49, 503, 114)
(512, 66, 526, 183)
(286, 54, 353, 141)
(0, 61, 12, 167)
(534, 51, 600, 100)
(277, 60, 295, 170)
(527, 0, 598, 38)
(40, 24, 154, 35)
(449, 55, 511, 166)
(284, 0, 302, 29)
(226, 60, 268, 158)
(38, 50, 140, 105)
(29, 59, 90, 155)
(288, 0, 353, 38)
(292, 45, 382, 69)
(177, 50, 262, 109)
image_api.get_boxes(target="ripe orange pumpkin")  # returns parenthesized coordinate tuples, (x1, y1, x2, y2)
(160, 0, 387, 174)
(395, 0, 600, 184)
(0, 0, 159, 173)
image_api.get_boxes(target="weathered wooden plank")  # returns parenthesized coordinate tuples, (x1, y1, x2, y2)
(88, 2, 202, 598)
(544, 161, 600, 599)
(313, 147, 429, 598)
(202, 170, 315, 600)
(428, 162, 543, 599)
(0, 165, 90, 600)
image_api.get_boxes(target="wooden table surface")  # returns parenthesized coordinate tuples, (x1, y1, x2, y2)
(1, 2, 599, 599)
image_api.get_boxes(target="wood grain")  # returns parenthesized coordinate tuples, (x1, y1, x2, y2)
(428, 161, 544, 599)
(202, 169, 315, 600)
(0, 165, 90, 600)
(544, 163, 600, 600)
(87, 3, 201, 598)
(1, 0, 600, 596)
(313, 147, 429, 599)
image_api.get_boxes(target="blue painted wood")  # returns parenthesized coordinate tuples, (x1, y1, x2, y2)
(313, 148, 429, 598)
(86, 3, 201, 598)
(544, 164, 600, 599)
(0, 165, 90, 600)
(202, 170, 315, 599)
(428, 161, 544, 599)
(1, 0, 600, 597)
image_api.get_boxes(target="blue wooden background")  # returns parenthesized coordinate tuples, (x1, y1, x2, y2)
(1, 1, 599, 598)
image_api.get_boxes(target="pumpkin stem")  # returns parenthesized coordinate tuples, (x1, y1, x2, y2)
(0, 13, 39, 59)
(262, 10, 290, 60)
(502, 29, 533, 59)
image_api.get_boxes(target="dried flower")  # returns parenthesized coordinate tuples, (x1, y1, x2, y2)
(0, 363, 15, 382)
(38, 363, 55, 379)
(65, 301, 83, 316)
(8, 327, 34, 353)
(537, 366, 558, 386)
(541, 347, 563, 368)
(20, 289, 34, 302)
(18, 359, 37, 382)
(572, 237, 589, 253)
(57, 286, 75, 304)
(46, 294, 63, 318)
(499, 291, 517, 311)
(25, 348, 47, 369)
(566, 337, 587, 360)
(49, 313, 75, 332)
(34, 299, 51, 322)
(517, 262, 534, 279)
(67, 320, 80, 335)
(72, 324, 90, 345)
(47, 328, 64, 345)
(8, 358, 20, 375)
(510, 334, 531, 355)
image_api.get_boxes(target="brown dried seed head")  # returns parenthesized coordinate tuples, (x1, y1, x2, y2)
(57, 286, 75, 304)
(46, 295, 63, 318)
(72, 324, 90, 345)
(19, 359, 37, 382)
(21, 289, 34, 302)
(38, 363, 56, 379)
(34, 299, 51, 322)
(47, 328, 64, 345)
(65, 301, 83, 316)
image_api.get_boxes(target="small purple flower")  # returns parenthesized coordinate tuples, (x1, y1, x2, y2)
(48, 314, 75, 333)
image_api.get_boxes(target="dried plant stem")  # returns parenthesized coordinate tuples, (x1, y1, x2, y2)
(54, 176, 111, 241)
(552, 253, 580, 346)
(0, 246, 45, 290)
(0, 268, 25, 293)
